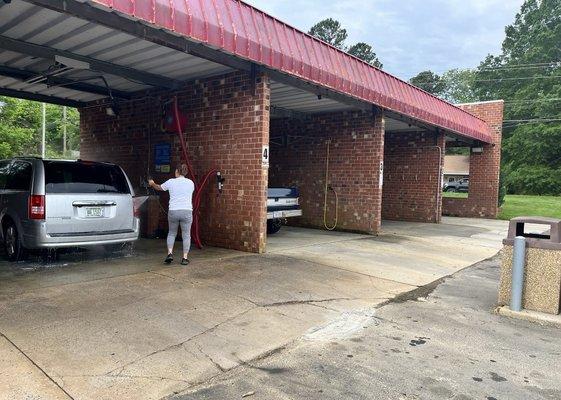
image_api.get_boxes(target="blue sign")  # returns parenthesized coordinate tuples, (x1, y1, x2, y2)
(154, 143, 171, 173)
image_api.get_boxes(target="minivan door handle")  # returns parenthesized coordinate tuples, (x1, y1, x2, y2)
(72, 201, 117, 207)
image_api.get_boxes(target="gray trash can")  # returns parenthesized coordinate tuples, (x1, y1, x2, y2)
(499, 217, 561, 315)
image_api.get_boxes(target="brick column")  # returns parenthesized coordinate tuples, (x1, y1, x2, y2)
(443, 100, 504, 218)
(269, 111, 385, 234)
(382, 130, 445, 223)
(435, 132, 446, 223)
(80, 70, 270, 253)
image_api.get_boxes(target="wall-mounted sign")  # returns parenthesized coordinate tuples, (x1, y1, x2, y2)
(262, 145, 270, 167)
(379, 161, 384, 188)
(154, 142, 171, 173)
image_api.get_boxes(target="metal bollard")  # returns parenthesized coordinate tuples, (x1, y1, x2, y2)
(510, 236, 526, 312)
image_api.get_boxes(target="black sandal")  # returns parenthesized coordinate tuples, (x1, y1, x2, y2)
(181, 258, 190, 266)
(164, 254, 173, 264)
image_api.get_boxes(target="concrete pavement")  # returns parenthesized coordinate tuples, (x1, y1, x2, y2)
(0, 217, 510, 399)
(172, 255, 561, 400)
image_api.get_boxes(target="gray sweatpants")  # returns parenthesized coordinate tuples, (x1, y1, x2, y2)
(167, 210, 193, 255)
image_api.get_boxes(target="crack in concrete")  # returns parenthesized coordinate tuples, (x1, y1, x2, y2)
(306, 302, 346, 312)
(110, 373, 191, 384)
(0, 331, 75, 399)
(105, 305, 258, 377)
(258, 297, 351, 307)
(194, 343, 226, 373)
(168, 344, 291, 398)
(148, 271, 179, 281)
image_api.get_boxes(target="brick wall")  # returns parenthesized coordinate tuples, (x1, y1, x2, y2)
(269, 111, 385, 234)
(443, 101, 504, 218)
(80, 71, 270, 253)
(382, 131, 445, 223)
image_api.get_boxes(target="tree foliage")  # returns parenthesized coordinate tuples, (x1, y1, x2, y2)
(0, 97, 80, 159)
(309, 18, 348, 49)
(472, 0, 561, 195)
(408, 69, 478, 103)
(407, 0, 561, 196)
(409, 71, 446, 96)
(347, 43, 383, 68)
(309, 19, 383, 68)
(440, 69, 478, 104)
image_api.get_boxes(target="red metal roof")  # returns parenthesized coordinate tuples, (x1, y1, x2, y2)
(91, 0, 493, 143)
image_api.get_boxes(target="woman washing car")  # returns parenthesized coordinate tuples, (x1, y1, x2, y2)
(148, 164, 194, 265)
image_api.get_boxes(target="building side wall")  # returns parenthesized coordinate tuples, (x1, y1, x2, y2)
(80, 71, 270, 253)
(382, 131, 445, 223)
(269, 112, 385, 234)
(443, 101, 504, 218)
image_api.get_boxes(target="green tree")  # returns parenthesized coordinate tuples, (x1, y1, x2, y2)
(0, 97, 37, 158)
(309, 18, 382, 67)
(308, 18, 348, 49)
(0, 96, 80, 159)
(409, 70, 446, 96)
(440, 69, 478, 104)
(473, 0, 561, 195)
(347, 42, 383, 68)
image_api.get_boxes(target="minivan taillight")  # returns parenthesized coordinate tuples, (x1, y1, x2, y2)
(133, 198, 141, 218)
(29, 195, 46, 220)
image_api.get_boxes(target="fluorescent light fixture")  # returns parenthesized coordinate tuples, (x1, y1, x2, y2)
(472, 147, 483, 154)
(54, 55, 90, 70)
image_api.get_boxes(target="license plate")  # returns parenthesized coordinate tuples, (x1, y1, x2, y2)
(85, 207, 103, 218)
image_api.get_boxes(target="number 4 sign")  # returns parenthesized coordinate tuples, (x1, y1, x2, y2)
(262, 145, 270, 167)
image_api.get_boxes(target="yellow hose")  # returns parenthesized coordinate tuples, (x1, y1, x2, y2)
(323, 139, 339, 231)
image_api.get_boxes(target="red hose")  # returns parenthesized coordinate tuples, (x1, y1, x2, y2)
(171, 96, 217, 249)
(172, 98, 195, 180)
(191, 169, 218, 248)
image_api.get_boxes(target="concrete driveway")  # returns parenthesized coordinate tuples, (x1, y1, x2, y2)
(173, 255, 561, 400)
(0, 217, 509, 400)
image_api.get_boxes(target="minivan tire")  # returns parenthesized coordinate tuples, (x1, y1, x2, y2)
(3, 222, 24, 262)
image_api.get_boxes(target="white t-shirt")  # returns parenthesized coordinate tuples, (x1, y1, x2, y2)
(161, 177, 195, 211)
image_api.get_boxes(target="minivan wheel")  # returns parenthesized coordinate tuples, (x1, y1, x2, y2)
(4, 222, 24, 262)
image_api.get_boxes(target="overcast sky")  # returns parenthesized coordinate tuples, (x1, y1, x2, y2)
(244, 0, 524, 80)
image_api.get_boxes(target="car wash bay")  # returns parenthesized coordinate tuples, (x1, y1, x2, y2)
(0, 1, 507, 397)
(0, 0, 503, 256)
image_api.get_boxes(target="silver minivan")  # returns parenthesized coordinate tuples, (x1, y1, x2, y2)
(0, 158, 139, 261)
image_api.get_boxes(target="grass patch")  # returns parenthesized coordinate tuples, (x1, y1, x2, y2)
(498, 195, 561, 221)
(442, 191, 468, 198)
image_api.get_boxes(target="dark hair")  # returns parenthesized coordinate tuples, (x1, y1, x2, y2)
(176, 164, 189, 177)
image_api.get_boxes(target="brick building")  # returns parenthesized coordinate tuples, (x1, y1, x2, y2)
(0, 0, 503, 253)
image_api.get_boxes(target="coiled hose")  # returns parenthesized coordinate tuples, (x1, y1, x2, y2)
(172, 97, 217, 249)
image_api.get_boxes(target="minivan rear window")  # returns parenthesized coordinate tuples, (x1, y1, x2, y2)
(44, 161, 130, 194)
(6, 161, 32, 191)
